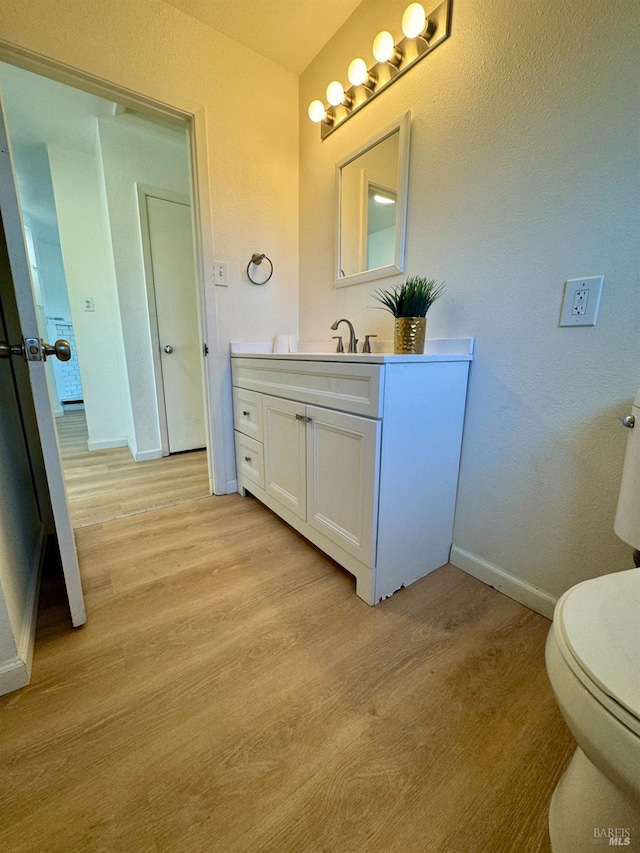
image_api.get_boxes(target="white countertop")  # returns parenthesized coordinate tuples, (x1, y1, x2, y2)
(230, 338, 474, 363)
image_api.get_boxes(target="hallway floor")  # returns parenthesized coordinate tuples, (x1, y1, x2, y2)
(56, 410, 210, 526)
(0, 494, 574, 852)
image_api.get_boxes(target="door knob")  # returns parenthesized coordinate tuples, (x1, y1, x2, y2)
(620, 414, 635, 428)
(0, 340, 25, 359)
(0, 338, 71, 362)
(164, 345, 173, 354)
(42, 340, 71, 362)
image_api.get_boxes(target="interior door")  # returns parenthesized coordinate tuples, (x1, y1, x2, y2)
(0, 88, 85, 627)
(145, 195, 206, 454)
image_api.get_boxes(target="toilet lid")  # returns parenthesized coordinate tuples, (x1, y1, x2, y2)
(555, 568, 640, 721)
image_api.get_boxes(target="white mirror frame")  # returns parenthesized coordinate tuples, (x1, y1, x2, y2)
(335, 111, 411, 289)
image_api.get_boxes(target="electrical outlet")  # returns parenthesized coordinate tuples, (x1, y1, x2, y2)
(213, 261, 228, 287)
(572, 289, 588, 315)
(559, 276, 604, 326)
(83, 297, 95, 312)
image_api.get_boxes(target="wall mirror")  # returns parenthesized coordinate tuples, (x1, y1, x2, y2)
(335, 112, 411, 288)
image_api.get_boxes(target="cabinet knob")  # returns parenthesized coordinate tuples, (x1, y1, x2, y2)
(295, 414, 312, 423)
(242, 410, 250, 417)
(244, 455, 252, 463)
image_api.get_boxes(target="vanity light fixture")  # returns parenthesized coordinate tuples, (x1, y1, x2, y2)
(308, 99, 329, 124)
(347, 58, 376, 90)
(372, 30, 401, 65)
(307, 0, 450, 140)
(326, 80, 351, 108)
(402, 2, 436, 39)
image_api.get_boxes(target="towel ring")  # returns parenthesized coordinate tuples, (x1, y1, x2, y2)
(247, 253, 273, 285)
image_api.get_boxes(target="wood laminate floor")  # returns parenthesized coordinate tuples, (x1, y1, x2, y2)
(0, 495, 575, 852)
(56, 410, 210, 527)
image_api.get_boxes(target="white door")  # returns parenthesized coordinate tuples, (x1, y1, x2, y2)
(0, 90, 85, 626)
(306, 406, 381, 566)
(263, 394, 307, 520)
(145, 195, 206, 454)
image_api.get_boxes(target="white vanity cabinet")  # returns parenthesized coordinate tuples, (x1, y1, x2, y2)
(231, 351, 472, 605)
(262, 394, 381, 565)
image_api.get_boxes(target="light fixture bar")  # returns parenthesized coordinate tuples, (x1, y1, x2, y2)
(313, 0, 450, 140)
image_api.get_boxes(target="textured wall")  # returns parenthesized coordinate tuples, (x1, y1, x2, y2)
(0, 0, 299, 485)
(300, 0, 640, 598)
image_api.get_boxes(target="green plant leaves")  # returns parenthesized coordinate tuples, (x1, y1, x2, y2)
(372, 276, 445, 317)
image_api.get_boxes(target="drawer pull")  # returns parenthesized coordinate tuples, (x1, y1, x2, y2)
(242, 410, 251, 417)
(244, 455, 252, 463)
(295, 414, 312, 423)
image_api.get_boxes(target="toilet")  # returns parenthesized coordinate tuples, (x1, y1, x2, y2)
(546, 391, 640, 852)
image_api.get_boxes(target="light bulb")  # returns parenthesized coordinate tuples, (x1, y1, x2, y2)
(348, 58, 369, 87)
(308, 100, 326, 123)
(373, 194, 396, 205)
(326, 80, 346, 107)
(402, 3, 427, 38)
(372, 31, 396, 63)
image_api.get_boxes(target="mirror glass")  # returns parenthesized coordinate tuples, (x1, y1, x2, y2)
(336, 113, 410, 288)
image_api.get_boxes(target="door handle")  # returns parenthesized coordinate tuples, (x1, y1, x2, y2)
(164, 345, 173, 354)
(42, 340, 71, 361)
(295, 413, 312, 423)
(0, 338, 71, 362)
(0, 340, 25, 359)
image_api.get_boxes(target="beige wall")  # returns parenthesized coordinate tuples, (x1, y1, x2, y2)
(300, 0, 640, 599)
(0, 0, 299, 488)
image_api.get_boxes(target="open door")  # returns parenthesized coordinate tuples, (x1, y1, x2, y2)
(0, 87, 85, 626)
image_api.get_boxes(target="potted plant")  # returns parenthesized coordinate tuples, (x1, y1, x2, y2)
(373, 276, 445, 354)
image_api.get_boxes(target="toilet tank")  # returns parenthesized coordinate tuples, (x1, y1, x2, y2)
(615, 390, 640, 550)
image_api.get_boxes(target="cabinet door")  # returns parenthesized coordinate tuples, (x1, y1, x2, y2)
(306, 406, 381, 566)
(263, 394, 307, 520)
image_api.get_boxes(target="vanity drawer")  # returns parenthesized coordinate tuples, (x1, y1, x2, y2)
(233, 387, 263, 441)
(231, 358, 383, 418)
(234, 431, 264, 490)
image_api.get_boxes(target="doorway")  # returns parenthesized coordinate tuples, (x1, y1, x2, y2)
(0, 62, 211, 527)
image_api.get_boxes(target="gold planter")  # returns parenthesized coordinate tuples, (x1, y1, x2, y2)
(394, 317, 427, 354)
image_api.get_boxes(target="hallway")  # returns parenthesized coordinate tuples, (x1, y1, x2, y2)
(56, 410, 209, 527)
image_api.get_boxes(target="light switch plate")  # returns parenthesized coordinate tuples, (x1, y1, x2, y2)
(559, 276, 604, 326)
(213, 261, 228, 286)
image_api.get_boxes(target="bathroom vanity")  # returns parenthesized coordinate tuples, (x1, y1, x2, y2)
(231, 343, 473, 604)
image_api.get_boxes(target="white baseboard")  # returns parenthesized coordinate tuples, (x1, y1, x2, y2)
(0, 524, 46, 697)
(226, 479, 238, 494)
(134, 448, 163, 462)
(450, 545, 557, 620)
(125, 438, 163, 463)
(87, 438, 128, 451)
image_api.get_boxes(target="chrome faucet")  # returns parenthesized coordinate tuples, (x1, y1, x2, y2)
(330, 318, 358, 353)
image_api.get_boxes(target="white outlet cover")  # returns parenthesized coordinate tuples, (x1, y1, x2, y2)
(559, 276, 604, 327)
